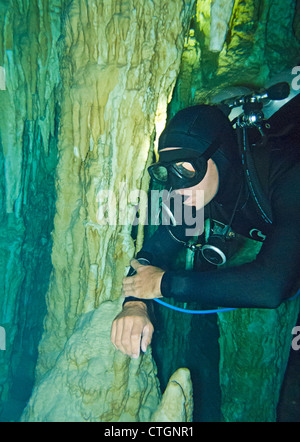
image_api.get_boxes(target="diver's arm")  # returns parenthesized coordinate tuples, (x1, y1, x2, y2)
(123, 222, 189, 307)
(161, 165, 300, 309)
(112, 224, 187, 358)
(111, 301, 154, 358)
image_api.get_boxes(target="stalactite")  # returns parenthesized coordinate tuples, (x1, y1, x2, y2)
(0, 0, 61, 421)
(209, 0, 234, 52)
(173, 0, 300, 110)
(19, 0, 196, 422)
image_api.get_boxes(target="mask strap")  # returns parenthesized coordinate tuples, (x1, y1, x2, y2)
(158, 132, 222, 163)
(202, 133, 222, 160)
(158, 148, 200, 163)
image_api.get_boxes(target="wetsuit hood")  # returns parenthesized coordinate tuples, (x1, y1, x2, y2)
(158, 105, 237, 156)
(157, 105, 242, 201)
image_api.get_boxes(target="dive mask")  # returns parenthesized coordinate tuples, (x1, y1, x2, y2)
(148, 148, 208, 190)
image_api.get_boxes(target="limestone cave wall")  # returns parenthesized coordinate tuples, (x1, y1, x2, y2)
(1, 0, 196, 422)
(0, 0, 299, 423)
(151, 0, 300, 423)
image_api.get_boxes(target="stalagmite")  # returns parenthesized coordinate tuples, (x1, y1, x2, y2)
(22, 300, 193, 422)
(151, 368, 193, 422)
(22, 300, 161, 422)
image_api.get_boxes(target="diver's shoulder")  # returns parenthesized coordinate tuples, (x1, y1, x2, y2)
(269, 141, 300, 188)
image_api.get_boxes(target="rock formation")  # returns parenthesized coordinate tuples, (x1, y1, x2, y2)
(0, 0, 196, 422)
(0, 0, 299, 423)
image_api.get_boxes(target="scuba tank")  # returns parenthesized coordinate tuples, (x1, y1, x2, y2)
(211, 69, 300, 226)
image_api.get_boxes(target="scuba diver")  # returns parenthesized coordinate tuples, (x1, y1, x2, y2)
(110, 75, 300, 420)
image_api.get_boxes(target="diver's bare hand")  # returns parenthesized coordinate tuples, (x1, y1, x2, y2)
(122, 259, 165, 300)
(111, 301, 154, 359)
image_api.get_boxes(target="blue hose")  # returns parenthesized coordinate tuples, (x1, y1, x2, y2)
(133, 260, 300, 314)
(153, 287, 300, 315)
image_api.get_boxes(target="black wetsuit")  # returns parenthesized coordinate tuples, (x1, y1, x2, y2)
(134, 132, 300, 422)
(124, 104, 300, 422)
(130, 135, 300, 310)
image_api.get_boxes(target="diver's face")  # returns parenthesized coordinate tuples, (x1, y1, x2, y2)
(159, 148, 219, 210)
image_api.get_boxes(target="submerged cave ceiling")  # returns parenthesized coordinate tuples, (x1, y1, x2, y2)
(0, 0, 299, 422)
(172, 0, 300, 113)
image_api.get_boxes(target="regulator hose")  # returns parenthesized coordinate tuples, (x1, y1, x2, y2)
(153, 288, 300, 315)
(236, 125, 273, 224)
(129, 259, 300, 315)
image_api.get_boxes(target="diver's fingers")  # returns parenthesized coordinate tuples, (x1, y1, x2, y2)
(141, 323, 154, 353)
